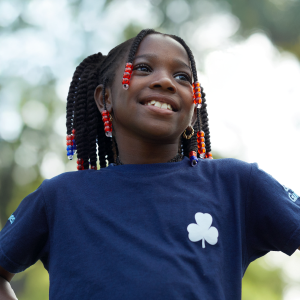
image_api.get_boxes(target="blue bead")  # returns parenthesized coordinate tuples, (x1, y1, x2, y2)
(67, 150, 74, 155)
(66, 145, 73, 151)
(190, 156, 198, 167)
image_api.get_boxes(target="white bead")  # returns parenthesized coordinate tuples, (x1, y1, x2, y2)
(105, 131, 112, 138)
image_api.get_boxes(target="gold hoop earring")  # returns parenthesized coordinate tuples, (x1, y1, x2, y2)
(182, 126, 194, 139)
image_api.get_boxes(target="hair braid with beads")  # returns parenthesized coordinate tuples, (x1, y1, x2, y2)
(66, 29, 213, 170)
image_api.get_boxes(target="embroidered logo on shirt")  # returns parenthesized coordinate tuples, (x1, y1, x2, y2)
(283, 185, 299, 202)
(187, 212, 219, 248)
(8, 214, 15, 224)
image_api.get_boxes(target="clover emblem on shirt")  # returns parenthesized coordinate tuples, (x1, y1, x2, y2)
(187, 212, 219, 248)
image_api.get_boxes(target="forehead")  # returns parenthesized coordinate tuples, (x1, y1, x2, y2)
(135, 34, 190, 64)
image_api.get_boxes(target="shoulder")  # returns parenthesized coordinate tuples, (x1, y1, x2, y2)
(199, 157, 255, 176)
(40, 169, 103, 193)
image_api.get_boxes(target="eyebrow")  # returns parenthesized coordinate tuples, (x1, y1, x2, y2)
(134, 54, 192, 71)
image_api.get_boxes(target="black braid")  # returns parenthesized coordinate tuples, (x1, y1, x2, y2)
(127, 29, 156, 63)
(169, 35, 212, 157)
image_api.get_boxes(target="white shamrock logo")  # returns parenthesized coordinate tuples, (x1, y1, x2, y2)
(187, 212, 219, 248)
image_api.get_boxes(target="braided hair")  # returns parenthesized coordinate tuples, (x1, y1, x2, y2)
(66, 29, 212, 169)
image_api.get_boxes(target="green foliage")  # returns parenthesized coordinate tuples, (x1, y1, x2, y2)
(242, 258, 283, 300)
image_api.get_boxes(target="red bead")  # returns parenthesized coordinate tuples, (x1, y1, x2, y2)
(195, 92, 202, 98)
(77, 158, 84, 165)
(189, 151, 197, 158)
(194, 87, 201, 93)
(102, 115, 109, 122)
(104, 121, 111, 127)
(91, 165, 97, 170)
(104, 125, 111, 132)
(195, 97, 202, 104)
(123, 72, 131, 79)
(66, 135, 72, 140)
(72, 129, 76, 135)
(77, 165, 84, 170)
(125, 67, 132, 73)
(102, 110, 109, 117)
(122, 78, 129, 84)
(66, 141, 73, 146)
(126, 63, 133, 68)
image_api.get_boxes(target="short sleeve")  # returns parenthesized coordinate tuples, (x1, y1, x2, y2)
(0, 184, 49, 273)
(246, 163, 300, 261)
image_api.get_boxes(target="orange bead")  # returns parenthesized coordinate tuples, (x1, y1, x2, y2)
(193, 81, 200, 88)
(198, 148, 206, 154)
(197, 131, 205, 137)
(189, 151, 197, 158)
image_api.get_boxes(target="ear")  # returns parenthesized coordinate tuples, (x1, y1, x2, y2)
(94, 84, 113, 113)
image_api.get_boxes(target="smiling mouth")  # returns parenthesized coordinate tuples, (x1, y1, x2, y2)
(142, 100, 176, 111)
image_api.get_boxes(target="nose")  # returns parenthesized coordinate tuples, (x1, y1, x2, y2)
(149, 72, 176, 93)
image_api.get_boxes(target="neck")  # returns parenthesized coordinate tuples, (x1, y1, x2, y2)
(115, 132, 180, 165)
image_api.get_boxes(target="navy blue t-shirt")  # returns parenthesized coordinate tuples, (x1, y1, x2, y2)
(0, 157, 300, 299)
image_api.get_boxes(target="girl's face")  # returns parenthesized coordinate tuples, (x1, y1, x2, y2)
(110, 34, 195, 145)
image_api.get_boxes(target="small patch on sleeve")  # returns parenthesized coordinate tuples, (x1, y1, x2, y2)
(8, 214, 15, 224)
(283, 185, 299, 202)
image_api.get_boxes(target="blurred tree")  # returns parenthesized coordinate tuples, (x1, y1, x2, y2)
(151, 0, 300, 58)
(242, 259, 283, 300)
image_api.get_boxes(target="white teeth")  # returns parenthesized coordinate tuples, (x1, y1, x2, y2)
(146, 100, 173, 111)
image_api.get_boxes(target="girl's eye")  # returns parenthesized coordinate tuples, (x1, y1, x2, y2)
(174, 73, 192, 83)
(134, 64, 152, 72)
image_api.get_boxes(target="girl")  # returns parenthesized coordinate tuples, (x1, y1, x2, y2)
(0, 29, 299, 300)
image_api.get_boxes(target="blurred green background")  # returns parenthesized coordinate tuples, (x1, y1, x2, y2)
(0, 0, 300, 299)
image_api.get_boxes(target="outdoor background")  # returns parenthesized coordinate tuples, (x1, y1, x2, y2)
(0, 0, 300, 299)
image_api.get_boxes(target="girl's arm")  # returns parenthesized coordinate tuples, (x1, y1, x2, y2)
(0, 266, 17, 300)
